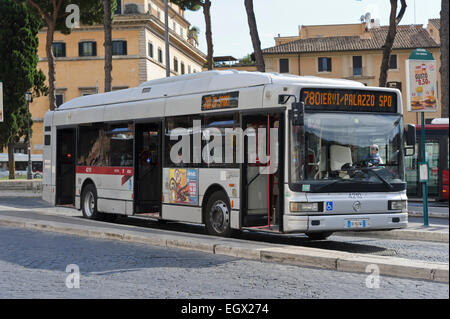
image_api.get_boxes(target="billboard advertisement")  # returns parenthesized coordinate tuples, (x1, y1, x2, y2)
(168, 168, 198, 206)
(405, 49, 438, 112)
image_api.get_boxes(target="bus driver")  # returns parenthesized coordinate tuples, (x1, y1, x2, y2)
(365, 144, 383, 166)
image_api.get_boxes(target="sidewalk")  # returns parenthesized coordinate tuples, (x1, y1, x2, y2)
(0, 180, 42, 197)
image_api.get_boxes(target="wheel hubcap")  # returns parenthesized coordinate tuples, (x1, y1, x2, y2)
(84, 192, 95, 217)
(210, 200, 229, 234)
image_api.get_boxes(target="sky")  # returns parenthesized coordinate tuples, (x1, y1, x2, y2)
(184, 0, 442, 59)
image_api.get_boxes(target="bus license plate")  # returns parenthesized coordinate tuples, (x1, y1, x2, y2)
(346, 219, 368, 229)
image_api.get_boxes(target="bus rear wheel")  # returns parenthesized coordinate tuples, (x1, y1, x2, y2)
(81, 184, 102, 220)
(204, 191, 232, 237)
(305, 232, 333, 240)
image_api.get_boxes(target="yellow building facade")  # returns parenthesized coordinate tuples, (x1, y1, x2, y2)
(263, 21, 442, 125)
(10, 0, 206, 155)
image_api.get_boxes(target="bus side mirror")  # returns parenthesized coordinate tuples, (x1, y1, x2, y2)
(291, 101, 304, 126)
(405, 124, 416, 146)
(404, 124, 416, 156)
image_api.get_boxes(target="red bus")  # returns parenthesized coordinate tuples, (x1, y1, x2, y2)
(406, 118, 449, 201)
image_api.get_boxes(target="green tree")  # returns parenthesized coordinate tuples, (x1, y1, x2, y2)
(241, 53, 254, 65)
(24, 0, 104, 110)
(0, 0, 48, 179)
(170, 0, 214, 70)
(379, 0, 407, 87)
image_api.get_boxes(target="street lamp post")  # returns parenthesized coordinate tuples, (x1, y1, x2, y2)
(165, 0, 170, 77)
(25, 90, 33, 180)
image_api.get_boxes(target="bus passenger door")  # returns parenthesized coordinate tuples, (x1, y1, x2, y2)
(134, 122, 162, 214)
(241, 112, 284, 231)
(56, 128, 76, 206)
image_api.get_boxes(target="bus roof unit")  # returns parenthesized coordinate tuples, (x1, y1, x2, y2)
(57, 70, 364, 111)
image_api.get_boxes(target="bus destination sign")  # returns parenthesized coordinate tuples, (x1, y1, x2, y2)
(202, 91, 239, 111)
(301, 88, 398, 113)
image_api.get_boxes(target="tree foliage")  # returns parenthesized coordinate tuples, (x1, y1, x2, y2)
(23, 0, 104, 110)
(0, 0, 48, 178)
(170, 0, 214, 70)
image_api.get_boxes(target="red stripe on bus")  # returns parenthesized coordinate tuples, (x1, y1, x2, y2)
(76, 166, 133, 176)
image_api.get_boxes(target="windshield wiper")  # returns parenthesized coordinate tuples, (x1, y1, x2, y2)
(363, 168, 394, 191)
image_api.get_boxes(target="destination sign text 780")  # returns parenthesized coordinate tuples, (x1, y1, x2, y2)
(301, 88, 398, 113)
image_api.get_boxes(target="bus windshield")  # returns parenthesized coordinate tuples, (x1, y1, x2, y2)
(290, 112, 405, 192)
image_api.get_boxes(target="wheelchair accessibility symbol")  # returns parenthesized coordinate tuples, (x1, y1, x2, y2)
(326, 201, 333, 211)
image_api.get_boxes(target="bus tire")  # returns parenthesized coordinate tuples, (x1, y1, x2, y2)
(305, 232, 333, 240)
(81, 184, 102, 220)
(204, 191, 232, 237)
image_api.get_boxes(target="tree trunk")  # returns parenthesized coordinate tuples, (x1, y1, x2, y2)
(8, 142, 15, 180)
(244, 0, 265, 72)
(203, 0, 214, 70)
(379, 0, 407, 87)
(103, 0, 113, 92)
(46, 23, 57, 110)
(440, 0, 449, 118)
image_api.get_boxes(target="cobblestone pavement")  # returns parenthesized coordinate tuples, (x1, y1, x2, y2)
(0, 226, 447, 299)
(0, 196, 448, 265)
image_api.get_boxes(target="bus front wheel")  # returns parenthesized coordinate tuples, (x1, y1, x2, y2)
(204, 191, 232, 237)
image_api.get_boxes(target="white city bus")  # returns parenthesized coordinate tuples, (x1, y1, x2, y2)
(42, 70, 413, 239)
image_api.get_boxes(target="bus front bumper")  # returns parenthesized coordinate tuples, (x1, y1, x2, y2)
(283, 212, 408, 234)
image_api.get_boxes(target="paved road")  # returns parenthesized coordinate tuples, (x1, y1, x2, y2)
(0, 226, 448, 299)
(0, 197, 448, 264)
(408, 201, 449, 218)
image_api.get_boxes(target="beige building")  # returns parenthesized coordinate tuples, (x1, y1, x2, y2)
(262, 20, 442, 125)
(7, 0, 206, 155)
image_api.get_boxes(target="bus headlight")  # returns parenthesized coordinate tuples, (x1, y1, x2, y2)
(290, 202, 321, 212)
(388, 200, 407, 211)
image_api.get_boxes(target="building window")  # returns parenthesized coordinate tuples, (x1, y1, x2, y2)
(80, 88, 97, 96)
(112, 40, 127, 55)
(79, 41, 97, 57)
(157, 9, 161, 19)
(188, 65, 191, 74)
(56, 93, 64, 107)
(389, 54, 398, 69)
(279, 59, 289, 73)
(387, 81, 402, 92)
(158, 48, 163, 63)
(148, 42, 154, 58)
(181, 62, 185, 74)
(318, 57, 332, 72)
(352, 56, 362, 76)
(52, 42, 66, 57)
(174, 57, 178, 72)
(114, 0, 122, 14)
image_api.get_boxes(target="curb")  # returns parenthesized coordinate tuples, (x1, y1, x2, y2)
(339, 228, 449, 243)
(408, 212, 449, 219)
(0, 215, 447, 283)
